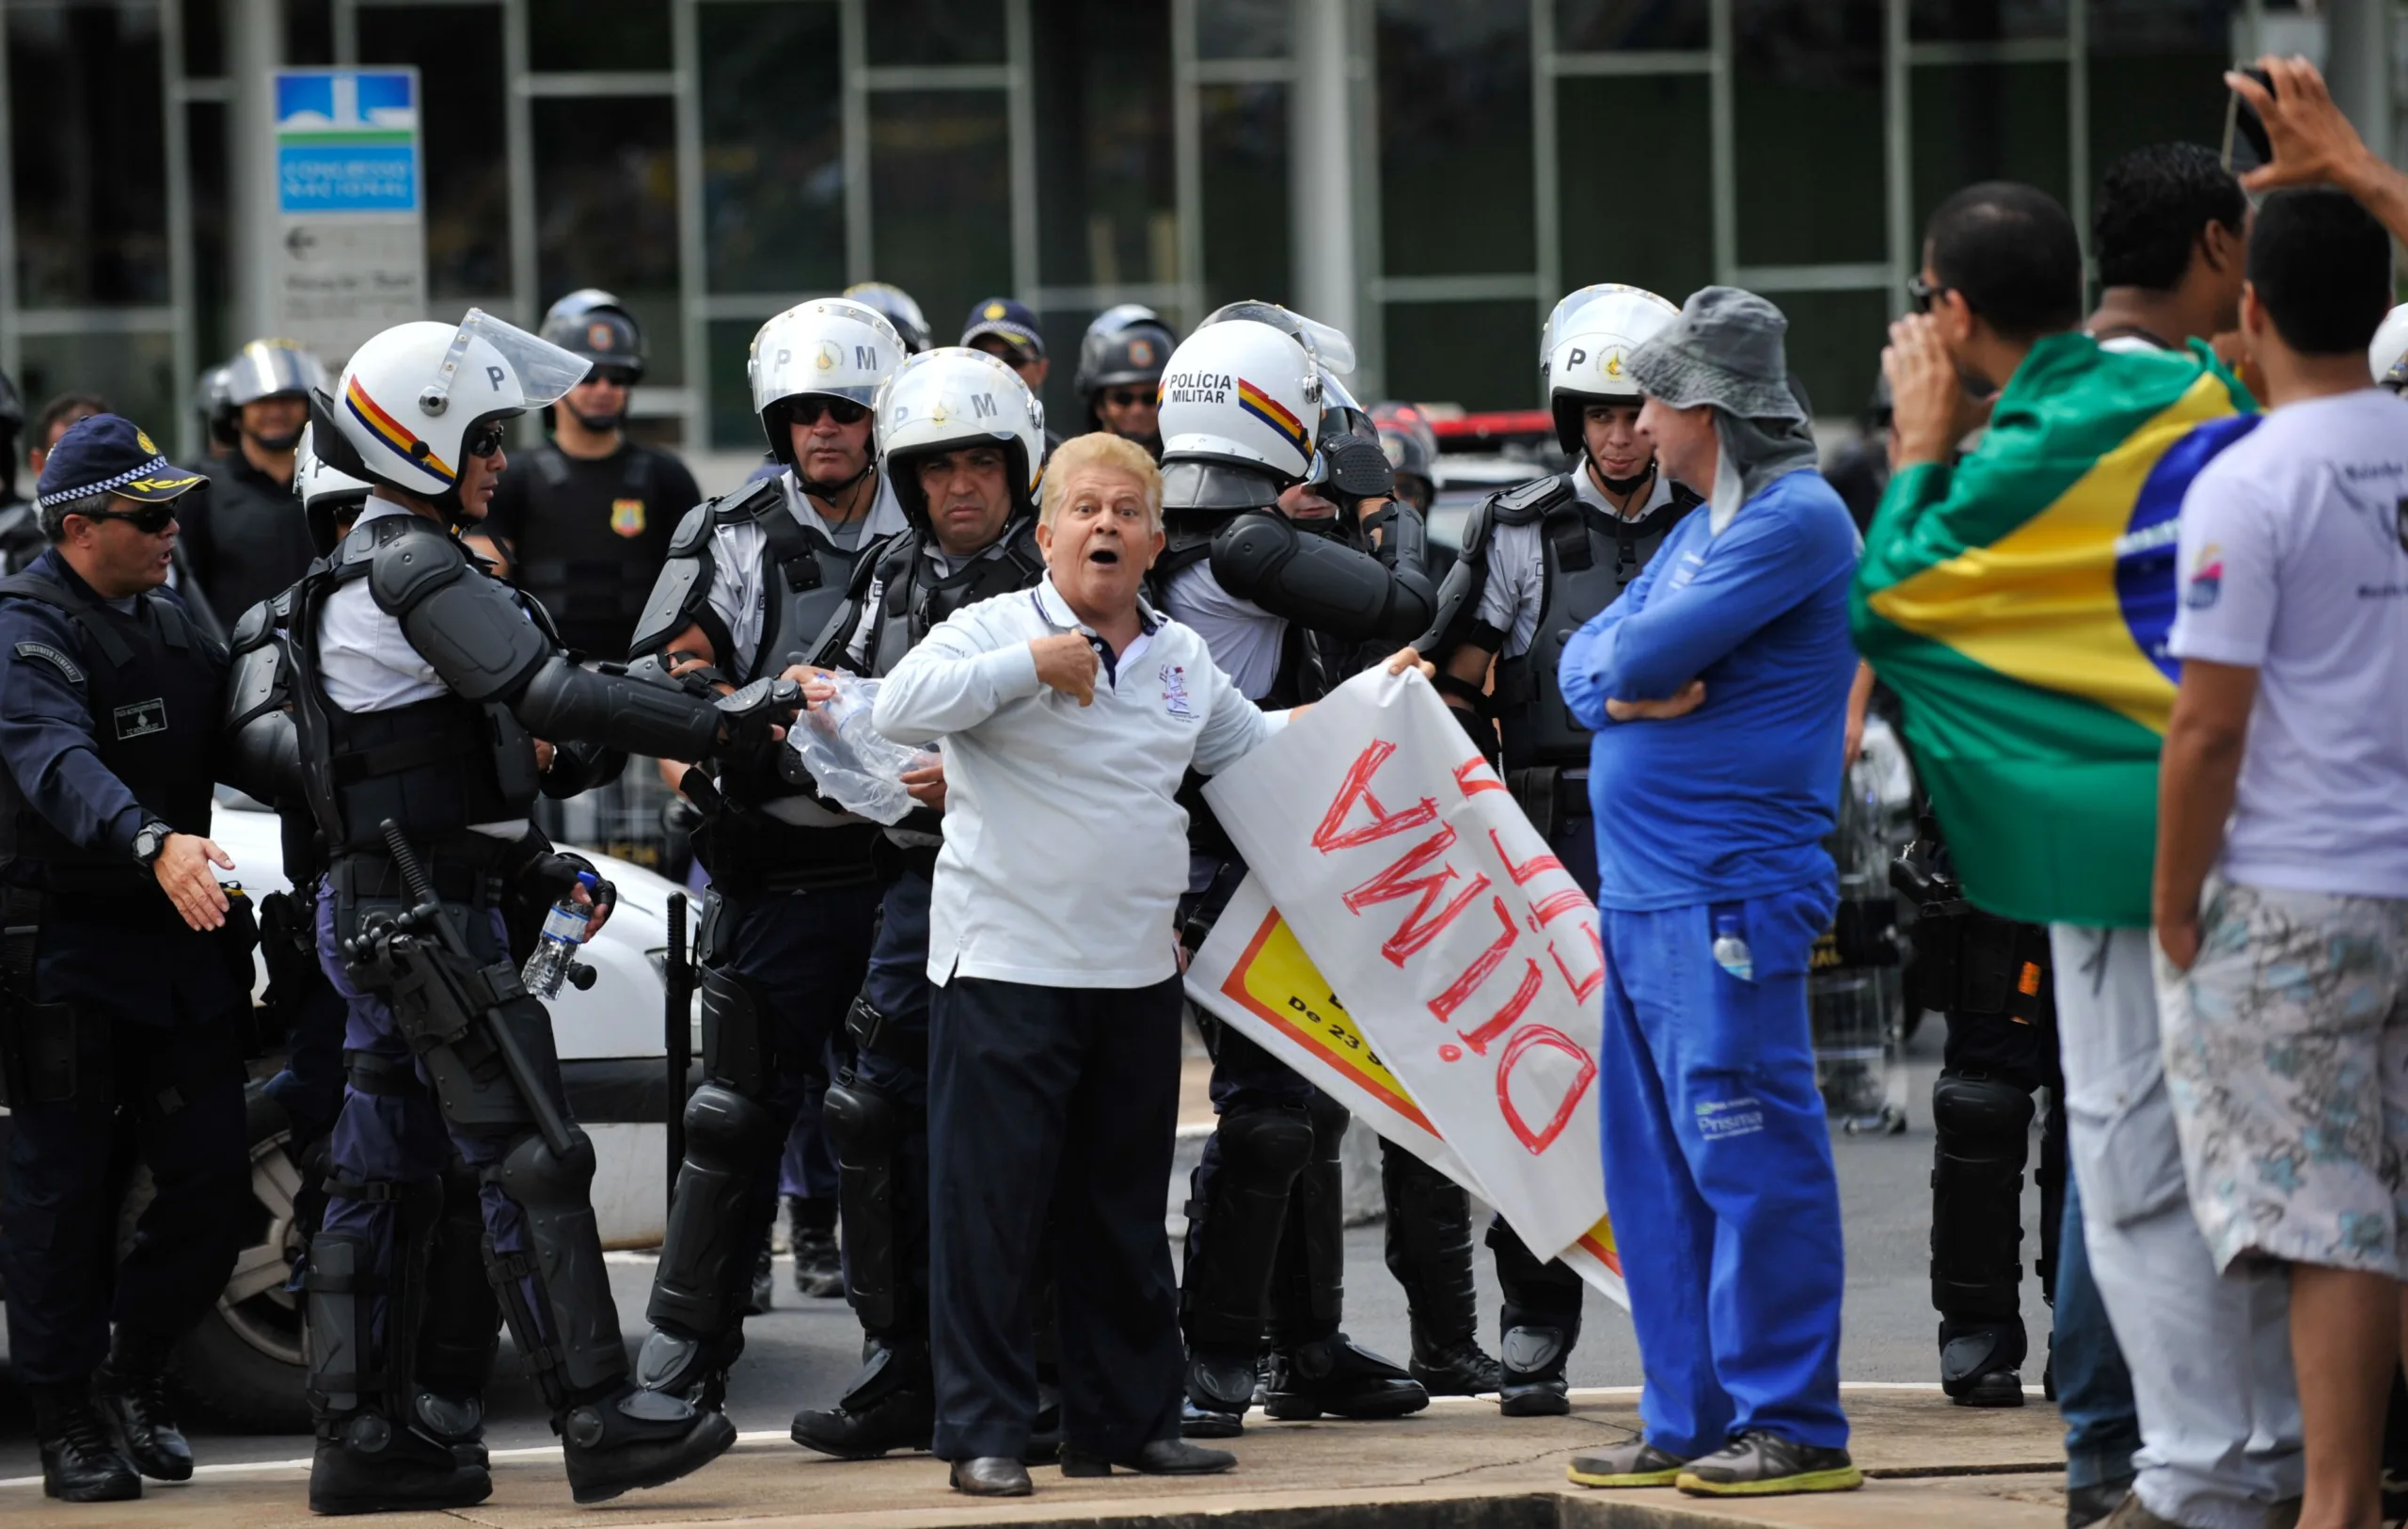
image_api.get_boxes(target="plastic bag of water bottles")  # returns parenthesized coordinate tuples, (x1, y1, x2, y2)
(785, 673, 929, 825)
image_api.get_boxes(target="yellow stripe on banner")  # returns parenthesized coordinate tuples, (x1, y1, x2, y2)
(1866, 372, 2232, 735)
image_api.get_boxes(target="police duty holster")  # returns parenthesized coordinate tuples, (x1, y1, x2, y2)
(0, 885, 88, 1107)
(348, 916, 541, 1128)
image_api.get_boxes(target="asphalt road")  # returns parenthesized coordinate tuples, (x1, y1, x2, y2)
(0, 1017, 2059, 1479)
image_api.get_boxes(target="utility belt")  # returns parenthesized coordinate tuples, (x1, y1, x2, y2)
(1503, 765, 1589, 847)
(691, 811, 879, 899)
(1905, 904, 2049, 1021)
(329, 832, 520, 910)
(0, 884, 250, 1109)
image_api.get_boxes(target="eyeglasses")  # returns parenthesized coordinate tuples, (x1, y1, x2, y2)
(789, 397, 870, 427)
(462, 424, 508, 460)
(1907, 274, 1952, 314)
(1101, 388, 1153, 409)
(75, 501, 179, 534)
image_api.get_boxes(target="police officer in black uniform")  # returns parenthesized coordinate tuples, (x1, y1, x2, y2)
(479, 290, 701, 661)
(289, 312, 753, 1513)
(1421, 282, 1699, 1415)
(1149, 307, 1435, 1439)
(188, 339, 327, 625)
(1075, 305, 1176, 459)
(786, 345, 1052, 1459)
(0, 415, 252, 1502)
(626, 296, 910, 1410)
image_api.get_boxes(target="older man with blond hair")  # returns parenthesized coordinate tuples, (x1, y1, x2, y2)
(874, 433, 1418, 1497)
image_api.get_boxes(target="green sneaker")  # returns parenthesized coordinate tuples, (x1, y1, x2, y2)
(1675, 1430, 1862, 1497)
(1566, 1439, 1688, 1488)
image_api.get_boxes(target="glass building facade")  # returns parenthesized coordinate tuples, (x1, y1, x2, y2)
(0, 0, 2389, 472)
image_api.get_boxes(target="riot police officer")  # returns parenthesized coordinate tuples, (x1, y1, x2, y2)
(626, 296, 910, 1410)
(189, 339, 328, 624)
(479, 290, 702, 661)
(289, 311, 749, 1512)
(1075, 304, 1176, 458)
(1149, 308, 1435, 1439)
(1422, 282, 1700, 1415)
(787, 345, 1052, 1460)
(195, 364, 240, 461)
(845, 281, 934, 355)
(1369, 400, 1438, 518)
(0, 415, 251, 1501)
(0, 369, 39, 572)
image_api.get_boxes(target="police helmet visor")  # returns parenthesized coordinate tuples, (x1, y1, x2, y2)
(423, 309, 594, 414)
(1202, 301, 1357, 374)
(1160, 459, 1284, 513)
(225, 341, 329, 406)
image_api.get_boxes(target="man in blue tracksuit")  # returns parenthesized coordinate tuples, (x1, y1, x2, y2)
(1553, 288, 1861, 1500)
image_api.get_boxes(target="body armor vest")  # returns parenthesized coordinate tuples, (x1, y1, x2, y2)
(839, 518, 1048, 679)
(512, 441, 664, 652)
(729, 476, 866, 682)
(1496, 477, 1698, 770)
(0, 565, 225, 898)
(290, 516, 543, 867)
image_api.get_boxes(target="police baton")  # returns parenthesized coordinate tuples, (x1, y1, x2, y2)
(376, 819, 581, 1161)
(663, 890, 692, 1212)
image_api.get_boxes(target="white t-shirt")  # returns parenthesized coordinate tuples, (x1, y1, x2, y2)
(2169, 388, 2408, 898)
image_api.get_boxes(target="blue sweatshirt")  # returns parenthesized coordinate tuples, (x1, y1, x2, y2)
(1560, 468, 1860, 912)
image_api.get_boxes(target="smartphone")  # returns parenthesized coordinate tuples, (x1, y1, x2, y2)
(2222, 65, 2275, 173)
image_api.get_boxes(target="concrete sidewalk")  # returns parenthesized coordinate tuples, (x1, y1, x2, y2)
(2, 1386, 2068, 1528)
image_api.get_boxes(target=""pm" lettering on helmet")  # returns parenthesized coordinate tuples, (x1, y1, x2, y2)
(854, 344, 879, 370)
(1565, 347, 1587, 371)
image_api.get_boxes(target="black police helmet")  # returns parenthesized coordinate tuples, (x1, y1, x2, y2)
(1074, 311, 1176, 424)
(540, 288, 647, 382)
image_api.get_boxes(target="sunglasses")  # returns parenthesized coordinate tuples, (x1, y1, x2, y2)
(1907, 273, 1952, 314)
(462, 423, 508, 460)
(1101, 388, 1153, 409)
(77, 501, 179, 534)
(582, 367, 638, 389)
(790, 397, 870, 427)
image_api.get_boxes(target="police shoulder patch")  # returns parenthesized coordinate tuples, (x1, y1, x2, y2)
(13, 641, 85, 685)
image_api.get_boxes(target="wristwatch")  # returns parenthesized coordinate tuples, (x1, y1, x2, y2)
(132, 820, 173, 868)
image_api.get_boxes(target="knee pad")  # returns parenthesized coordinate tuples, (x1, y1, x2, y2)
(417, 1163, 499, 1394)
(1181, 1107, 1312, 1349)
(306, 1178, 439, 1421)
(647, 1081, 781, 1343)
(700, 964, 775, 1099)
(483, 1127, 622, 1408)
(823, 1075, 905, 1331)
(1272, 1108, 1349, 1339)
(1930, 1072, 2035, 1323)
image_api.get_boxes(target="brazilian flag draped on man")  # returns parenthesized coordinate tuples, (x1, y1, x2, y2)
(1849, 334, 2258, 929)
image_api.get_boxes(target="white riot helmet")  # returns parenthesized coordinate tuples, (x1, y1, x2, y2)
(2370, 303, 2408, 392)
(748, 297, 907, 465)
(1541, 283, 1680, 455)
(1156, 318, 1323, 513)
(310, 310, 588, 520)
(293, 422, 372, 554)
(873, 345, 1046, 532)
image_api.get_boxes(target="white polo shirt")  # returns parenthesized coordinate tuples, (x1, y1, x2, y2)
(874, 573, 1281, 988)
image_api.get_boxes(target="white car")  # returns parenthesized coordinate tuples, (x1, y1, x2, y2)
(163, 794, 700, 1428)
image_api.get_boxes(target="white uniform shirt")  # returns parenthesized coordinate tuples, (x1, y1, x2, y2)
(874, 574, 1282, 988)
(2169, 388, 2408, 898)
(1162, 562, 1286, 700)
(1475, 469, 1677, 658)
(705, 469, 907, 678)
(313, 494, 529, 837)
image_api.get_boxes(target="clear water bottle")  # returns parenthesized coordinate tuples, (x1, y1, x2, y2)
(1711, 910, 1753, 981)
(522, 870, 598, 999)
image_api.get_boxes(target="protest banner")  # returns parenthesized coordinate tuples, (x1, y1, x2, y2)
(1186, 872, 1624, 1303)
(1204, 667, 1608, 1262)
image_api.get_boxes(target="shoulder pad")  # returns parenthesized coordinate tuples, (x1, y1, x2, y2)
(1490, 473, 1576, 526)
(230, 598, 277, 650)
(707, 475, 784, 527)
(666, 502, 715, 556)
(365, 520, 470, 615)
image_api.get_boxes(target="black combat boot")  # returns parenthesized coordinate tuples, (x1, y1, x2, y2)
(92, 1326, 193, 1482)
(1497, 1324, 1573, 1416)
(1939, 1319, 2027, 1408)
(1180, 1346, 1258, 1438)
(1380, 1141, 1501, 1396)
(410, 1386, 489, 1469)
(1262, 1334, 1429, 1420)
(32, 1384, 140, 1503)
(309, 1410, 492, 1515)
(790, 1337, 936, 1458)
(559, 1382, 738, 1504)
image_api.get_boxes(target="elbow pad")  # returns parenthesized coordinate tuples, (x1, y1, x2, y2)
(515, 655, 722, 761)
(1208, 512, 1430, 645)
(224, 710, 303, 804)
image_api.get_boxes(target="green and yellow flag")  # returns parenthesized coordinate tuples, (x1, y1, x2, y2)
(1850, 334, 2258, 928)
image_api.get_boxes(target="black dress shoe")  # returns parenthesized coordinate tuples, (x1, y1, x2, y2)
(1060, 1438, 1237, 1477)
(949, 1456, 1033, 1496)
(93, 1366, 193, 1482)
(1263, 1334, 1429, 1421)
(35, 1390, 141, 1504)
(561, 1385, 738, 1505)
